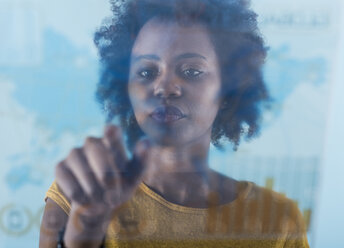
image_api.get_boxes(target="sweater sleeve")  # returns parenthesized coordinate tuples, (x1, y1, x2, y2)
(45, 181, 71, 216)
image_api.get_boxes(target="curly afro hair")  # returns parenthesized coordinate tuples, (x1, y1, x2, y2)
(94, 0, 270, 151)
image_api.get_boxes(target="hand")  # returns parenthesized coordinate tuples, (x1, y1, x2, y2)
(55, 125, 151, 247)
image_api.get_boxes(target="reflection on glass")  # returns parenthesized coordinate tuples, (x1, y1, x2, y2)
(37, 0, 310, 248)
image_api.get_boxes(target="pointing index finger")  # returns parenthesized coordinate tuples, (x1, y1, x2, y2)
(102, 125, 128, 172)
(123, 138, 152, 187)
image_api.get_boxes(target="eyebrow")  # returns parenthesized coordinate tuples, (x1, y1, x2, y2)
(131, 53, 207, 64)
(175, 53, 207, 61)
(132, 54, 160, 64)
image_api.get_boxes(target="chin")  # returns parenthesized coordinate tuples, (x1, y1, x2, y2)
(148, 130, 188, 147)
(145, 128, 209, 149)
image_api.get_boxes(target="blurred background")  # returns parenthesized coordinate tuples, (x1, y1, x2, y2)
(0, 0, 343, 247)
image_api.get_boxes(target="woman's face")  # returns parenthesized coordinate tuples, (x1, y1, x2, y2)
(128, 19, 222, 146)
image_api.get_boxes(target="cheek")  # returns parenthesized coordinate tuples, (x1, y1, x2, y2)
(192, 83, 221, 117)
(194, 102, 219, 126)
(128, 83, 149, 124)
(128, 83, 148, 106)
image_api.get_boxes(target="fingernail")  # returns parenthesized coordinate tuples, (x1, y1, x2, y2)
(135, 139, 150, 157)
(105, 125, 120, 139)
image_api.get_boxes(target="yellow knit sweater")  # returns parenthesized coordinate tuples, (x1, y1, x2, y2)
(45, 181, 309, 248)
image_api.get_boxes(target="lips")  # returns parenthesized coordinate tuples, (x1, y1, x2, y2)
(150, 106, 186, 123)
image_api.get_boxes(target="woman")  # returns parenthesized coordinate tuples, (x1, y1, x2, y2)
(39, 0, 310, 247)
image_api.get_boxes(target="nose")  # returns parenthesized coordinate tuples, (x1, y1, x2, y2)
(153, 76, 182, 99)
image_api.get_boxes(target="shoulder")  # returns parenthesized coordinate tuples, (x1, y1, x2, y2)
(209, 171, 305, 228)
(214, 172, 308, 233)
(242, 181, 308, 236)
(245, 181, 290, 204)
(246, 182, 302, 218)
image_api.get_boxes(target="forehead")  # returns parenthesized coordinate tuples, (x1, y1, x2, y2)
(131, 19, 217, 59)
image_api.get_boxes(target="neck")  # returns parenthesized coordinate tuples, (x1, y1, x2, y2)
(142, 130, 215, 207)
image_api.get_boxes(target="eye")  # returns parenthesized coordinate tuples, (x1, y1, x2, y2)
(181, 68, 203, 79)
(137, 68, 159, 80)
